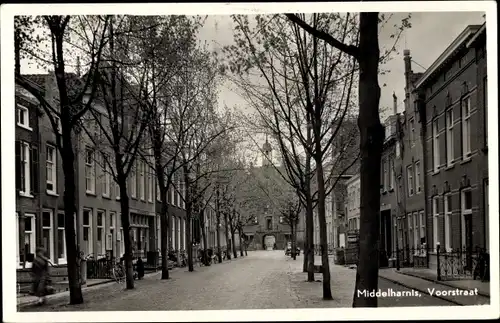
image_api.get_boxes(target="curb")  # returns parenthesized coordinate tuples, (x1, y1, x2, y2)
(396, 270, 490, 298)
(378, 275, 462, 306)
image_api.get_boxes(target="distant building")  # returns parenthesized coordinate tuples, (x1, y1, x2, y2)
(346, 174, 360, 234)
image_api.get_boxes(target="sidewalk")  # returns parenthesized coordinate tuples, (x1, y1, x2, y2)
(396, 267, 490, 297)
(17, 268, 170, 309)
(378, 268, 490, 306)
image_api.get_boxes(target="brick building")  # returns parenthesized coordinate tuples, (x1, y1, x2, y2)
(411, 24, 487, 270)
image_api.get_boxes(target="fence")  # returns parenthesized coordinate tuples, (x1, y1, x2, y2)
(387, 246, 428, 269)
(86, 258, 114, 279)
(437, 246, 489, 281)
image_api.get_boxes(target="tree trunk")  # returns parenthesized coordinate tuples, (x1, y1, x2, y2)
(200, 209, 209, 266)
(352, 12, 384, 308)
(61, 136, 83, 304)
(291, 223, 297, 260)
(117, 190, 135, 289)
(238, 227, 244, 257)
(216, 189, 223, 263)
(303, 213, 309, 271)
(230, 218, 237, 259)
(306, 195, 315, 281)
(316, 159, 333, 300)
(160, 195, 170, 279)
(187, 214, 194, 271)
(223, 211, 231, 260)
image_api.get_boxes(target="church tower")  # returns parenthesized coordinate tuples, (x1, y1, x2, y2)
(262, 134, 272, 167)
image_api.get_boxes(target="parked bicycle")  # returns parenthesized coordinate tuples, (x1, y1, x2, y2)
(112, 261, 126, 284)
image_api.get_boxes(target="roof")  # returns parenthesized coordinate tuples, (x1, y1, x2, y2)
(466, 22, 486, 48)
(414, 25, 482, 89)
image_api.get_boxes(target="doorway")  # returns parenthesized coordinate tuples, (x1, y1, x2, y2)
(263, 235, 276, 250)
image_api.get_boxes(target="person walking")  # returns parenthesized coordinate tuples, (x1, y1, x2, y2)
(136, 257, 145, 280)
(32, 247, 51, 305)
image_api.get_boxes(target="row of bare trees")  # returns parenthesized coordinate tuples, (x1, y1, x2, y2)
(14, 14, 240, 305)
(222, 12, 411, 306)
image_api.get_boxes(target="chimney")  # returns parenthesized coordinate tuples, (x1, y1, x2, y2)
(403, 49, 412, 95)
(393, 92, 398, 116)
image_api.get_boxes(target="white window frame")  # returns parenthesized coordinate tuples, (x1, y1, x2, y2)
(57, 211, 67, 264)
(119, 226, 125, 257)
(147, 169, 153, 202)
(85, 148, 95, 194)
(102, 156, 110, 198)
(139, 161, 145, 201)
(16, 212, 21, 268)
(24, 213, 36, 265)
(446, 108, 454, 166)
(389, 158, 395, 190)
(415, 161, 421, 194)
(97, 210, 106, 258)
(461, 189, 472, 249)
(82, 209, 93, 256)
(131, 162, 137, 198)
(407, 165, 414, 196)
(109, 212, 116, 257)
(171, 217, 175, 249)
(432, 197, 439, 251)
(19, 142, 32, 197)
(407, 214, 413, 248)
(42, 209, 55, 263)
(177, 217, 180, 249)
(182, 218, 186, 250)
(432, 118, 440, 172)
(461, 96, 472, 159)
(16, 104, 32, 131)
(46, 144, 57, 194)
(413, 212, 419, 251)
(419, 211, 425, 248)
(156, 182, 161, 201)
(444, 194, 452, 252)
(115, 180, 120, 200)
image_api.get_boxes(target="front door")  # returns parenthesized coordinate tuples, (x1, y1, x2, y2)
(264, 235, 275, 250)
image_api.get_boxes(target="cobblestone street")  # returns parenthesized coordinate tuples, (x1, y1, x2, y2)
(20, 251, 461, 312)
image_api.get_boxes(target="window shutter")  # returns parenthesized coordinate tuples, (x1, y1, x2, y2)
(30, 145, 39, 195)
(15, 141, 21, 191)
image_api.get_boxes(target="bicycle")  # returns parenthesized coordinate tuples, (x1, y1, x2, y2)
(112, 261, 126, 284)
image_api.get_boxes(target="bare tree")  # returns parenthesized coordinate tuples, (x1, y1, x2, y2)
(285, 12, 412, 307)
(224, 14, 359, 299)
(14, 15, 109, 304)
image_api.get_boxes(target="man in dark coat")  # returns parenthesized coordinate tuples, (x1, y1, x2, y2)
(136, 257, 145, 280)
(32, 247, 50, 305)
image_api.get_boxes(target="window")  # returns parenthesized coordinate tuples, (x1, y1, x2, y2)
(46, 145, 57, 193)
(16, 105, 31, 130)
(419, 211, 425, 246)
(389, 158, 395, 190)
(171, 217, 176, 249)
(267, 217, 272, 230)
(97, 211, 105, 257)
(119, 226, 124, 257)
(147, 169, 153, 202)
(381, 159, 387, 191)
(432, 118, 440, 172)
(57, 212, 66, 264)
(131, 162, 137, 198)
(414, 161, 421, 193)
(409, 118, 415, 147)
(115, 180, 120, 200)
(461, 96, 471, 158)
(177, 217, 181, 250)
(54, 116, 62, 134)
(156, 182, 161, 201)
(109, 212, 115, 258)
(42, 210, 54, 262)
(446, 109, 454, 166)
(407, 214, 413, 248)
(83, 209, 93, 256)
(181, 181, 186, 209)
(461, 190, 472, 248)
(444, 194, 452, 252)
(182, 218, 186, 249)
(139, 161, 145, 200)
(413, 212, 419, 250)
(432, 197, 439, 251)
(17, 141, 32, 196)
(24, 213, 36, 262)
(383, 159, 388, 191)
(407, 165, 414, 196)
(484, 76, 488, 147)
(85, 148, 95, 194)
(102, 156, 110, 197)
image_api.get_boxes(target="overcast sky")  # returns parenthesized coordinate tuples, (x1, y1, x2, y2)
(196, 11, 485, 125)
(20, 11, 486, 164)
